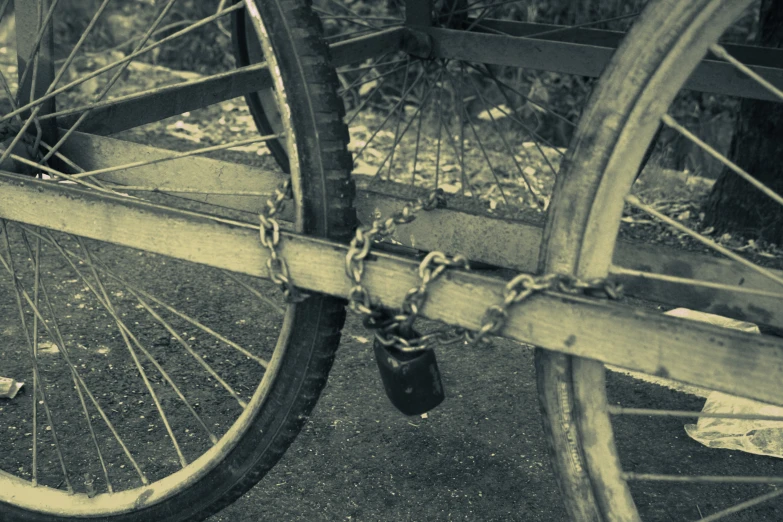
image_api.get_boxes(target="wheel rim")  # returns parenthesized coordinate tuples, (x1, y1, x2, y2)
(0, 1, 312, 516)
(538, 0, 783, 519)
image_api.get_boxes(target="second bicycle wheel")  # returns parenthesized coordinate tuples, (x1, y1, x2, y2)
(237, 0, 649, 222)
(0, 0, 354, 521)
(537, 0, 783, 520)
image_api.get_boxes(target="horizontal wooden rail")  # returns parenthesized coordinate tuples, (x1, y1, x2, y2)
(477, 18, 783, 70)
(56, 28, 406, 136)
(53, 21, 782, 136)
(60, 132, 783, 329)
(2, 170, 783, 407)
(423, 26, 783, 102)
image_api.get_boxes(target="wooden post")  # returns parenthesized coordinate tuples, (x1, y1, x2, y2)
(15, 0, 58, 145)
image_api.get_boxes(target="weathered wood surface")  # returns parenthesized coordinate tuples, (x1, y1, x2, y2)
(60, 132, 783, 329)
(16, 1, 58, 143)
(56, 64, 272, 136)
(2, 171, 783, 407)
(478, 18, 783, 70)
(59, 132, 286, 213)
(55, 28, 406, 136)
(52, 21, 783, 135)
(423, 26, 783, 102)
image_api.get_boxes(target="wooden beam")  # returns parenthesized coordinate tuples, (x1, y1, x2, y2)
(16, 0, 58, 143)
(2, 171, 783, 407)
(56, 64, 272, 136)
(58, 132, 783, 328)
(423, 26, 783, 102)
(354, 184, 783, 329)
(330, 27, 406, 67)
(477, 18, 783, 70)
(54, 28, 406, 135)
(58, 131, 286, 214)
(49, 21, 782, 135)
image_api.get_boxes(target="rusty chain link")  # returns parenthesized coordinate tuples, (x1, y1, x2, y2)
(344, 189, 445, 316)
(465, 272, 624, 345)
(343, 188, 624, 350)
(259, 179, 307, 303)
(372, 251, 470, 352)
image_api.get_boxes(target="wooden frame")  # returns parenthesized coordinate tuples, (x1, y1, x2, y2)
(3, 169, 783, 408)
(59, 132, 783, 331)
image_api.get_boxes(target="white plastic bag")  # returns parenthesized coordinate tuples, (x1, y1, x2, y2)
(666, 308, 783, 459)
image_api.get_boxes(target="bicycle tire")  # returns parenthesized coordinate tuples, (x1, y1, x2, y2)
(536, 0, 756, 520)
(0, 0, 355, 520)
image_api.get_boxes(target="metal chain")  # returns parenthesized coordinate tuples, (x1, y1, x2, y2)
(342, 188, 623, 349)
(344, 189, 445, 316)
(259, 179, 306, 303)
(465, 272, 624, 345)
(371, 251, 470, 352)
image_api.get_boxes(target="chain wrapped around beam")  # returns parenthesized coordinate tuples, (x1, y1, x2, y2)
(345, 189, 448, 344)
(371, 251, 470, 352)
(259, 179, 306, 303)
(466, 272, 624, 345)
(345, 189, 444, 306)
(344, 188, 624, 349)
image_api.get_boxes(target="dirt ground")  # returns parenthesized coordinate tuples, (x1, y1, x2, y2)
(208, 314, 568, 522)
(204, 309, 783, 522)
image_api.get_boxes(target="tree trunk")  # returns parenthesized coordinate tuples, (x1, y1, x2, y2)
(701, 0, 783, 245)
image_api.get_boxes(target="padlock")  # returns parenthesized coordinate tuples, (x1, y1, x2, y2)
(373, 333, 445, 416)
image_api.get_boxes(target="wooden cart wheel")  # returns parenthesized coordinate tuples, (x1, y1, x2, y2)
(536, 0, 783, 519)
(0, 1, 354, 520)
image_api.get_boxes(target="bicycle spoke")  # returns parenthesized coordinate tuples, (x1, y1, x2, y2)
(338, 56, 406, 76)
(457, 63, 467, 195)
(6, 153, 124, 195)
(25, 223, 272, 378)
(0, 3, 245, 125)
(410, 82, 426, 186)
(222, 271, 286, 316)
(624, 473, 783, 485)
(433, 66, 445, 189)
(369, 70, 439, 184)
(467, 73, 536, 201)
(661, 114, 783, 207)
(710, 44, 783, 102)
(468, 62, 575, 131)
(344, 70, 399, 124)
(42, 0, 181, 162)
(696, 489, 783, 522)
(625, 195, 783, 288)
(40, 62, 269, 123)
(0, 220, 72, 492)
(70, 134, 282, 180)
(323, 23, 403, 43)
(21, 227, 270, 367)
(464, 104, 508, 205)
(385, 56, 411, 181)
(72, 237, 188, 469)
(18, 229, 116, 493)
(15, 0, 59, 104)
(351, 69, 426, 165)
(9, 228, 151, 486)
(609, 406, 783, 422)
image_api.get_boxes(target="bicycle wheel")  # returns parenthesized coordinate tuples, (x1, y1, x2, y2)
(236, 0, 649, 229)
(537, 0, 783, 519)
(0, 0, 354, 520)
